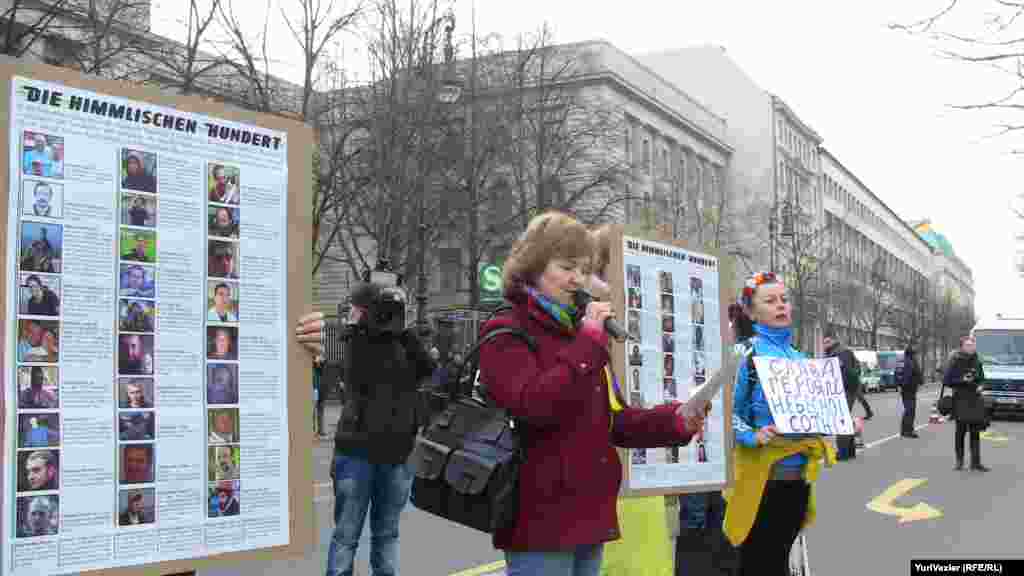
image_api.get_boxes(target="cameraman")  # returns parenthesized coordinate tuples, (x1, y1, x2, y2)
(296, 281, 435, 576)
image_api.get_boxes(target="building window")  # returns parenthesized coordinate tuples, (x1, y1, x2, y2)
(642, 137, 650, 173)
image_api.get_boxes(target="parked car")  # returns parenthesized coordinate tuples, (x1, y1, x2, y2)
(877, 350, 905, 391)
(852, 350, 881, 393)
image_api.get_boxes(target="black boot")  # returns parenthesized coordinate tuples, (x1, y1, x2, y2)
(969, 428, 988, 472)
(954, 424, 965, 470)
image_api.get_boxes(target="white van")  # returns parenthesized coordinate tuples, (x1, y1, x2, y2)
(973, 314, 1024, 418)
(852, 350, 881, 393)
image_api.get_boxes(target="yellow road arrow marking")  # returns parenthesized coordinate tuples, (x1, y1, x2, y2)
(866, 478, 943, 524)
(980, 430, 1009, 443)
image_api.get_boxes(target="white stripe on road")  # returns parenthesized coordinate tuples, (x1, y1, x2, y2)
(863, 390, 942, 450)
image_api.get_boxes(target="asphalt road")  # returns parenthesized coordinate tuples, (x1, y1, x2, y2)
(195, 383, 1024, 576)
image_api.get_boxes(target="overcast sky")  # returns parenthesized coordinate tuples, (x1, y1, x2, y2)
(152, 0, 1019, 322)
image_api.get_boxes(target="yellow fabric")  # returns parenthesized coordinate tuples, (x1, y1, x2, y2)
(600, 496, 674, 576)
(721, 437, 837, 547)
(605, 366, 624, 432)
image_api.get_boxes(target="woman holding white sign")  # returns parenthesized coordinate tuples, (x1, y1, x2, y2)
(723, 272, 836, 576)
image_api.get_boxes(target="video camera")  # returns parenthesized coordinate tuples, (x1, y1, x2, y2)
(321, 263, 408, 368)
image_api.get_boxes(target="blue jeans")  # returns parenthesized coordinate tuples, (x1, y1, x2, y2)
(504, 544, 604, 576)
(325, 453, 414, 576)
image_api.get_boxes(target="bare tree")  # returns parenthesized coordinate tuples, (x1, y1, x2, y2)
(847, 256, 900, 350)
(139, 0, 225, 95)
(327, 0, 458, 283)
(1, 0, 71, 58)
(892, 1, 1024, 152)
(56, 0, 150, 78)
(216, 0, 281, 112)
(280, 0, 363, 119)
(769, 201, 838, 350)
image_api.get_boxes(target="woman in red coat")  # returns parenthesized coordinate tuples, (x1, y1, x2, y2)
(477, 212, 705, 575)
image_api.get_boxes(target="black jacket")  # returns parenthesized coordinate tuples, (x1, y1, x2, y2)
(943, 352, 986, 423)
(826, 344, 860, 406)
(901, 355, 923, 393)
(334, 329, 435, 464)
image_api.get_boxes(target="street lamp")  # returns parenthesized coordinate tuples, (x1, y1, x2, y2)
(415, 10, 462, 332)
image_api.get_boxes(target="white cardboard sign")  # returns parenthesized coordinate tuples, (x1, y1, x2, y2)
(752, 357, 854, 435)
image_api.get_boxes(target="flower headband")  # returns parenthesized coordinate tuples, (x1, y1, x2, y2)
(740, 271, 782, 308)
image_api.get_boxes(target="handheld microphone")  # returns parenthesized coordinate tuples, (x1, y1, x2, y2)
(572, 289, 630, 342)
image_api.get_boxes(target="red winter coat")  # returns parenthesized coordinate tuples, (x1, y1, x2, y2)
(478, 285, 695, 551)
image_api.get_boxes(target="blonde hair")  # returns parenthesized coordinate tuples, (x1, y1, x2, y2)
(502, 211, 593, 288)
(590, 223, 622, 279)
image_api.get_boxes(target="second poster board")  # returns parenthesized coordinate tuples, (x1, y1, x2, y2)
(607, 227, 736, 497)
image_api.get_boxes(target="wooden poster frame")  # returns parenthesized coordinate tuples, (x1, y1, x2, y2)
(0, 57, 315, 575)
(608, 226, 737, 498)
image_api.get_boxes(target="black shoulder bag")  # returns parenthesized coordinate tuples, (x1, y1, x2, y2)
(408, 318, 535, 534)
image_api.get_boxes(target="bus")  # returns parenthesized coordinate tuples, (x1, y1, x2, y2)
(973, 314, 1024, 418)
(852, 350, 881, 393)
(877, 350, 905, 391)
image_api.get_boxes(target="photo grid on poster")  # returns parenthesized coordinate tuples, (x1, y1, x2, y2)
(116, 147, 159, 529)
(206, 160, 242, 520)
(621, 236, 723, 490)
(13, 129, 64, 539)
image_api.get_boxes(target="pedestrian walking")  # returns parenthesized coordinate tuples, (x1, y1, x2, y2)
(944, 336, 990, 472)
(899, 346, 923, 438)
(724, 271, 836, 576)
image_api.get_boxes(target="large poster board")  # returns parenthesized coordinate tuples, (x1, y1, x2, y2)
(609, 228, 735, 497)
(0, 59, 314, 576)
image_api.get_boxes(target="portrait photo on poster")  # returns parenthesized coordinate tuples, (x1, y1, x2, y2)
(22, 179, 63, 218)
(18, 413, 60, 449)
(21, 130, 64, 179)
(121, 148, 157, 193)
(207, 363, 239, 405)
(19, 220, 62, 274)
(209, 445, 240, 481)
(119, 377, 154, 409)
(660, 293, 674, 314)
(659, 271, 673, 293)
(629, 343, 643, 366)
(118, 333, 154, 375)
(19, 272, 61, 316)
(689, 276, 703, 300)
(16, 494, 59, 537)
(118, 488, 155, 526)
(119, 411, 155, 441)
(627, 264, 641, 289)
(17, 448, 59, 492)
(662, 314, 675, 334)
(208, 408, 240, 444)
(121, 192, 157, 228)
(17, 366, 59, 409)
(207, 325, 238, 361)
(119, 263, 156, 298)
(208, 205, 240, 239)
(208, 480, 240, 518)
(119, 298, 156, 333)
(120, 228, 157, 264)
(208, 162, 240, 205)
(207, 280, 239, 323)
(627, 310, 641, 341)
(120, 443, 155, 485)
(662, 332, 674, 354)
(208, 240, 239, 279)
(16, 318, 60, 363)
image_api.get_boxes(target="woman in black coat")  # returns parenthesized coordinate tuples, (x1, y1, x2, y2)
(943, 335, 989, 472)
